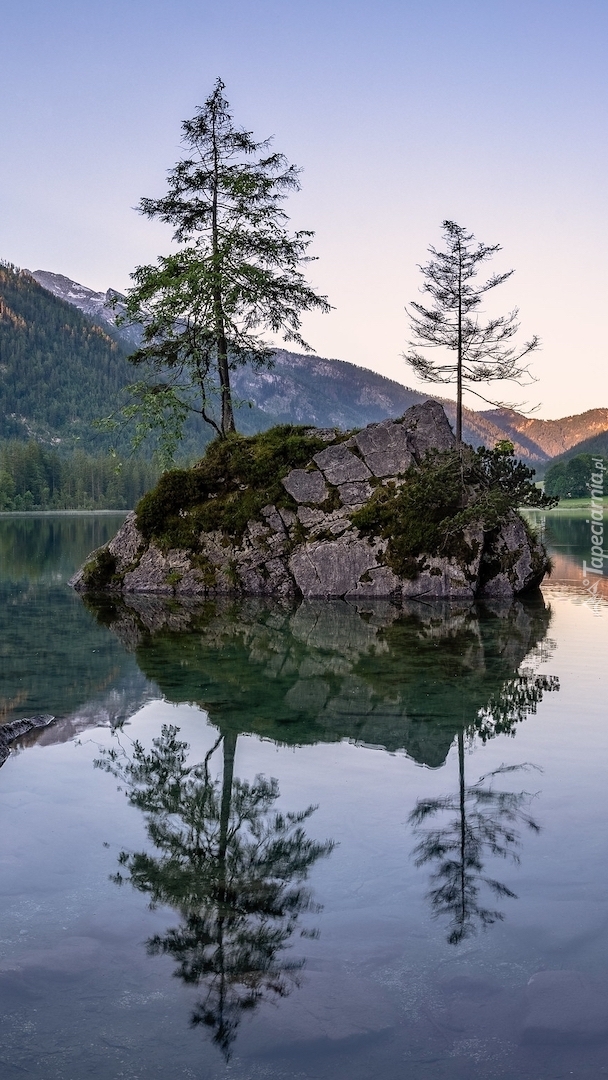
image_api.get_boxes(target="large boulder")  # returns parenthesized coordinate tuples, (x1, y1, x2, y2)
(70, 401, 550, 601)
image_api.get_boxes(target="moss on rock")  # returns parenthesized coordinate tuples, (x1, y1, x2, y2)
(82, 548, 120, 591)
(136, 425, 338, 550)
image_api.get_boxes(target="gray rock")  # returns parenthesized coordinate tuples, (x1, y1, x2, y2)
(281, 468, 329, 505)
(352, 419, 414, 476)
(304, 427, 339, 442)
(70, 512, 145, 590)
(478, 513, 546, 596)
(261, 504, 286, 534)
(0, 714, 56, 767)
(337, 481, 373, 506)
(402, 399, 456, 457)
(108, 511, 144, 570)
(123, 545, 182, 594)
(524, 970, 608, 1041)
(313, 443, 372, 484)
(344, 565, 403, 599)
(289, 535, 383, 598)
(69, 403, 550, 601)
(278, 507, 297, 528)
(297, 505, 328, 529)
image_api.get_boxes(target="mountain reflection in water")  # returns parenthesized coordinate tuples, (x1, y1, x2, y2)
(96, 726, 334, 1060)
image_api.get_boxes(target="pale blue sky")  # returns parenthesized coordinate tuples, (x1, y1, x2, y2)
(1, 0, 606, 418)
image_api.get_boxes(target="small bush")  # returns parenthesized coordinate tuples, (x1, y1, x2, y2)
(352, 445, 556, 579)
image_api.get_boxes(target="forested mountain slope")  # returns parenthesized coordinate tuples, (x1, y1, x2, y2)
(20, 268, 549, 459)
(0, 263, 134, 450)
(541, 428, 608, 468)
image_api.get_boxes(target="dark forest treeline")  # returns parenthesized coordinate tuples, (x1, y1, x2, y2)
(0, 441, 158, 510)
(0, 262, 216, 458)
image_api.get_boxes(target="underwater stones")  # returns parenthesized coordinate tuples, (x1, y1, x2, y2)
(281, 468, 328, 505)
(352, 419, 414, 477)
(313, 443, 372, 485)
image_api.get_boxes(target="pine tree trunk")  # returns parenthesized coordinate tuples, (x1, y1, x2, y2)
(218, 730, 237, 861)
(215, 308, 235, 437)
(456, 246, 463, 444)
(211, 102, 236, 438)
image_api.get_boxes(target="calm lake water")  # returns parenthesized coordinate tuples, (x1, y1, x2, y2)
(0, 511, 607, 1079)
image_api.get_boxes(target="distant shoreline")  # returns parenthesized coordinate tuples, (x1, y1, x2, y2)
(0, 510, 129, 517)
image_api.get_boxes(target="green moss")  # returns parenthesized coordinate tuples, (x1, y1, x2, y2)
(165, 570, 183, 589)
(226, 560, 240, 587)
(82, 548, 120, 591)
(318, 486, 342, 513)
(136, 425, 334, 549)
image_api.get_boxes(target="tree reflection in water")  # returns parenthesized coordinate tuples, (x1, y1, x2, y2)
(97, 727, 334, 1059)
(409, 658, 559, 944)
(410, 741, 541, 944)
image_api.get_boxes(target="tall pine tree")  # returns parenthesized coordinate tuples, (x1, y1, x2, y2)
(403, 221, 539, 443)
(120, 79, 331, 449)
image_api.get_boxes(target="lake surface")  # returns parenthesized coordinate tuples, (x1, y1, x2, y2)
(0, 511, 607, 1079)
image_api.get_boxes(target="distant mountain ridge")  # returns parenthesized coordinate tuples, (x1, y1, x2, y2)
(5, 264, 608, 467)
(30, 269, 141, 345)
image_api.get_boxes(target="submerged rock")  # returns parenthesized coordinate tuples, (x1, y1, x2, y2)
(70, 401, 550, 600)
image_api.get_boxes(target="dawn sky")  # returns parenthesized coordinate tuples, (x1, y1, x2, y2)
(1, 0, 606, 419)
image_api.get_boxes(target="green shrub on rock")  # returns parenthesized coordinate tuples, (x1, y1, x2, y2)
(352, 444, 556, 579)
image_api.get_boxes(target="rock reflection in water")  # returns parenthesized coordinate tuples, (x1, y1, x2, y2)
(87, 593, 557, 767)
(96, 727, 334, 1060)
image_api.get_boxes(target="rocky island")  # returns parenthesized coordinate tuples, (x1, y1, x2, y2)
(71, 401, 551, 601)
